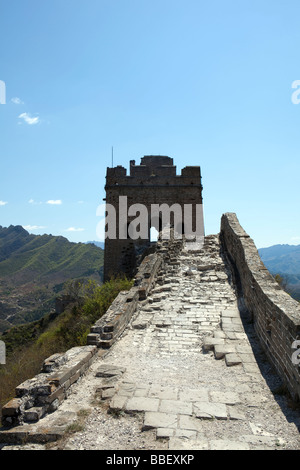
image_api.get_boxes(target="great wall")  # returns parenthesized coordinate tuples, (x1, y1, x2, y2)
(0, 156, 300, 450)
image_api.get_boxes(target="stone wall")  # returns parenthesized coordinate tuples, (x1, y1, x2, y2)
(220, 212, 300, 401)
(1, 346, 98, 427)
(87, 251, 164, 349)
(55, 295, 77, 314)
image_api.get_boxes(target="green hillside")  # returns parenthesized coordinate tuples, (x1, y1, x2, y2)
(0, 225, 104, 332)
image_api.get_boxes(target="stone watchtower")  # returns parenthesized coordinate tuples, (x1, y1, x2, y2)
(103, 156, 203, 281)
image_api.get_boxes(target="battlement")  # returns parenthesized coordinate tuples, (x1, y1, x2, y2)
(140, 155, 174, 167)
(106, 156, 202, 187)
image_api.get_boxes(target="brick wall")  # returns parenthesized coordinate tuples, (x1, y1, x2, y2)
(221, 212, 300, 401)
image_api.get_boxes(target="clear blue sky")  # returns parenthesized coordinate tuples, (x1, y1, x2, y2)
(0, 0, 300, 248)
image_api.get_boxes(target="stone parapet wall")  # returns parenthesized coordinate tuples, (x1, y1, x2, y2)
(1, 346, 98, 428)
(221, 212, 300, 400)
(87, 253, 163, 349)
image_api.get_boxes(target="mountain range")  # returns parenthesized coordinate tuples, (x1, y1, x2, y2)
(86, 241, 105, 250)
(0, 225, 104, 333)
(258, 244, 300, 300)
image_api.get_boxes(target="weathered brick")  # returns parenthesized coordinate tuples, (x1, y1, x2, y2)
(2, 399, 22, 417)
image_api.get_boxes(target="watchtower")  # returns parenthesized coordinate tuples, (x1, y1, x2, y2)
(103, 155, 203, 281)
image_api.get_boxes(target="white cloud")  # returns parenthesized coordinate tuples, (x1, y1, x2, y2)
(18, 112, 40, 125)
(28, 199, 43, 205)
(65, 227, 85, 232)
(11, 97, 24, 105)
(46, 200, 62, 205)
(0, 201, 8, 206)
(23, 225, 46, 231)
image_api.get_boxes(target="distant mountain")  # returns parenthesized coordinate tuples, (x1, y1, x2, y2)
(258, 244, 300, 301)
(86, 241, 105, 250)
(258, 244, 300, 275)
(0, 225, 104, 333)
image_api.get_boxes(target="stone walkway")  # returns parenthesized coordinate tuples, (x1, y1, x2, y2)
(3, 235, 300, 450)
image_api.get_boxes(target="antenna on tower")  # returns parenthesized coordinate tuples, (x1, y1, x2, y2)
(111, 146, 114, 167)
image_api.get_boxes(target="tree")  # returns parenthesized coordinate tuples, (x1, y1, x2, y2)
(63, 279, 85, 303)
(274, 273, 290, 292)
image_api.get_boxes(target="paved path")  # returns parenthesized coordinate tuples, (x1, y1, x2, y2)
(4, 235, 300, 450)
